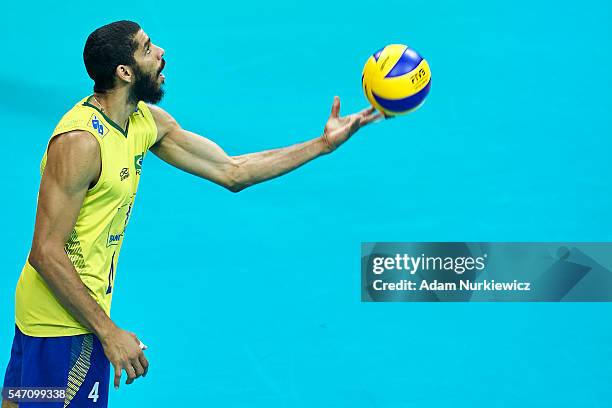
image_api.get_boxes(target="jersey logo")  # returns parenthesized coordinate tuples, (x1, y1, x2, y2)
(88, 114, 109, 137)
(120, 168, 130, 181)
(134, 154, 143, 175)
(106, 199, 133, 247)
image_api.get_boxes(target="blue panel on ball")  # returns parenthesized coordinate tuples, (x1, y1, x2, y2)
(385, 47, 423, 78)
(373, 81, 431, 113)
(373, 48, 384, 61)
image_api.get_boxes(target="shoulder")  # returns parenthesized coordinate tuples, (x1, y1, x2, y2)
(145, 104, 180, 140)
(48, 130, 100, 161)
(42, 130, 101, 189)
(45, 131, 100, 185)
(53, 100, 98, 136)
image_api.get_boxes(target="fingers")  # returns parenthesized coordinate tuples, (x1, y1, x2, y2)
(338, 103, 374, 120)
(127, 356, 145, 384)
(330, 96, 340, 118)
(139, 353, 149, 377)
(113, 364, 122, 389)
(113, 353, 148, 388)
(360, 112, 384, 126)
(357, 106, 376, 117)
(125, 363, 137, 385)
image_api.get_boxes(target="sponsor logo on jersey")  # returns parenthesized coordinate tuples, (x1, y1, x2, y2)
(108, 234, 122, 244)
(89, 114, 109, 137)
(106, 200, 133, 247)
(120, 168, 130, 181)
(134, 154, 143, 175)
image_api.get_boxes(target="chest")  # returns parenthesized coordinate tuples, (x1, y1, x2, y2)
(100, 129, 147, 201)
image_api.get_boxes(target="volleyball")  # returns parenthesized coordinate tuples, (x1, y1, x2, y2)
(362, 44, 431, 116)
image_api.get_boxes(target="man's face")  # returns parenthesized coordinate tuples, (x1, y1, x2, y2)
(129, 29, 166, 104)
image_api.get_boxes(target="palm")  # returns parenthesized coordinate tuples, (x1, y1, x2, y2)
(325, 114, 355, 135)
(323, 96, 382, 151)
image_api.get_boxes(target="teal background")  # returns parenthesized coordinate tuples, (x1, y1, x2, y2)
(1, 0, 612, 406)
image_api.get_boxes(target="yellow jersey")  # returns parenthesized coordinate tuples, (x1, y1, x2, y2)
(15, 96, 158, 337)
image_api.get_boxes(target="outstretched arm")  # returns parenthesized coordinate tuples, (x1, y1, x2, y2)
(148, 97, 382, 192)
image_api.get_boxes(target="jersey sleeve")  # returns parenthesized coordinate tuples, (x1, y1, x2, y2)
(51, 109, 102, 141)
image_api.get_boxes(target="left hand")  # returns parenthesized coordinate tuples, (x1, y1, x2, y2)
(322, 96, 383, 153)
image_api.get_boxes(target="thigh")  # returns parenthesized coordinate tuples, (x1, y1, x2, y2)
(62, 334, 110, 407)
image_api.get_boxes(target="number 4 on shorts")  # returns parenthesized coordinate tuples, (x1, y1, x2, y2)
(88, 382, 100, 403)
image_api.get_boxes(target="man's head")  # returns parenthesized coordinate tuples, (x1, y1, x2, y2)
(83, 20, 166, 104)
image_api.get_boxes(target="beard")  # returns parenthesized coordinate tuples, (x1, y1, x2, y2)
(129, 63, 165, 104)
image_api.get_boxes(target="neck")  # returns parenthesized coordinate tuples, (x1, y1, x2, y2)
(92, 88, 137, 132)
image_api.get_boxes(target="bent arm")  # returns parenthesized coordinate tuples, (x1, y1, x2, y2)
(28, 131, 117, 340)
(148, 105, 329, 192)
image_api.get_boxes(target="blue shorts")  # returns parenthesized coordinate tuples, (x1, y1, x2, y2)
(3, 325, 110, 407)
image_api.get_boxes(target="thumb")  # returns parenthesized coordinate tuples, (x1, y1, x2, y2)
(330, 96, 340, 118)
(128, 332, 141, 347)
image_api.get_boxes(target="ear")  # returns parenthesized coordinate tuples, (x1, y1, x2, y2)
(115, 64, 134, 85)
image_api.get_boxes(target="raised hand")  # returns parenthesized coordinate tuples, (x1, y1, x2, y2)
(321, 96, 383, 152)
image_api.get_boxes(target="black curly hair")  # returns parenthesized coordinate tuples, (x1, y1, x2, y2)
(83, 20, 141, 93)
